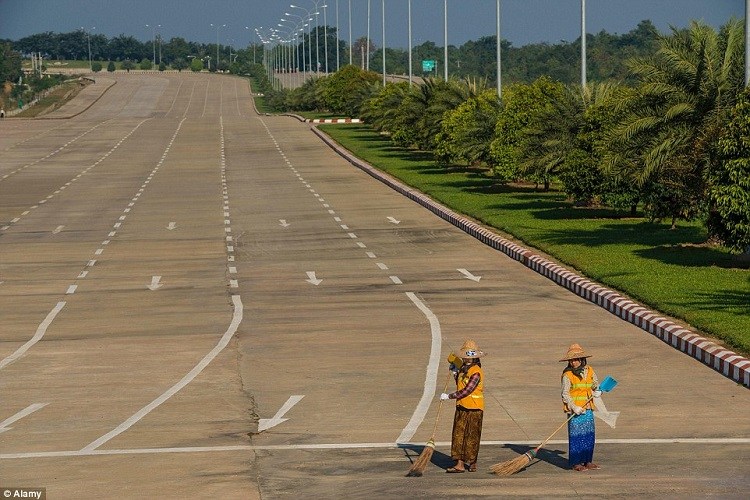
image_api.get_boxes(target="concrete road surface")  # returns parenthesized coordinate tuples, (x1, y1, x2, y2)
(0, 73, 748, 499)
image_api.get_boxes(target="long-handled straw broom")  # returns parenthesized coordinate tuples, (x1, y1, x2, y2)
(490, 376, 618, 476)
(406, 371, 453, 477)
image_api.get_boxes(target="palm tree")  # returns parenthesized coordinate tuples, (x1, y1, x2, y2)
(519, 82, 618, 193)
(603, 20, 744, 227)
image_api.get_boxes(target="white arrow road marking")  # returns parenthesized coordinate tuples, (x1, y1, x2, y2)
(167, 222, 177, 230)
(305, 271, 322, 286)
(457, 268, 481, 282)
(387, 217, 401, 224)
(0, 302, 66, 370)
(148, 276, 163, 291)
(0, 403, 49, 434)
(52, 225, 64, 234)
(258, 395, 305, 432)
(279, 219, 290, 228)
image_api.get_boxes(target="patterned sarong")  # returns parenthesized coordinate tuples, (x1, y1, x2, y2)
(451, 406, 483, 463)
(568, 409, 595, 466)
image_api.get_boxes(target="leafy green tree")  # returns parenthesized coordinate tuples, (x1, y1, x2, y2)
(91, 61, 102, 72)
(436, 89, 500, 167)
(190, 57, 203, 72)
(319, 65, 379, 116)
(158, 61, 166, 71)
(121, 59, 135, 72)
(172, 58, 187, 72)
(489, 77, 564, 181)
(107, 61, 116, 72)
(709, 88, 750, 253)
(0, 42, 22, 84)
(604, 20, 744, 227)
(139, 58, 152, 70)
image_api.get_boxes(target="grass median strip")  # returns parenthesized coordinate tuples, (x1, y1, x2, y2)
(318, 124, 750, 356)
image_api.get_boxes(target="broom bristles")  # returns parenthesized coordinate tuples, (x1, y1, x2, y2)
(489, 450, 535, 476)
(405, 440, 435, 477)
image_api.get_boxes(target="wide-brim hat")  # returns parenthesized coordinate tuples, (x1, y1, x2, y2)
(457, 339, 486, 359)
(559, 343, 591, 362)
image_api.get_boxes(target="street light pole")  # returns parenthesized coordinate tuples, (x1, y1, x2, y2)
(745, 0, 749, 86)
(211, 23, 226, 71)
(366, 0, 371, 71)
(348, 0, 352, 65)
(336, 0, 340, 71)
(444, 0, 448, 80)
(496, 0, 501, 99)
(323, 3, 329, 73)
(382, 0, 386, 86)
(145, 24, 160, 65)
(581, 0, 586, 87)
(408, 0, 412, 85)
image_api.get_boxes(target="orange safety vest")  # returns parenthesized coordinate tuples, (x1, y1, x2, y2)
(457, 364, 484, 411)
(562, 366, 596, 413)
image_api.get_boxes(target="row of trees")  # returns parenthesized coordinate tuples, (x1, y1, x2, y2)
(3, 30, 261, 73)
(266, 20, 749, 253)
(4, 21, 660, 86)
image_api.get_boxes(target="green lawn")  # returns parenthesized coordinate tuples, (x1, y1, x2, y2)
(319, 124, 750, 355)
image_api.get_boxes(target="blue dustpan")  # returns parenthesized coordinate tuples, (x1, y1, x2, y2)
(599, 376, 618, 393)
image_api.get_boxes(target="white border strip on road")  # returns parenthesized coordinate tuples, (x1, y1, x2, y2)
(80, 295, 244, 452)
(3, 438, 750, 460)
(397, 292, 443, 444)
(0, 302, 66, 370)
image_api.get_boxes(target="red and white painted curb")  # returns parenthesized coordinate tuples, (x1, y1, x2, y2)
(307, 118, 361, 124)
(311, 126, 750, 388)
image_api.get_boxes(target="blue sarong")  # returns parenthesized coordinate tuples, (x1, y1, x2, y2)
(568, 409, 595, 466)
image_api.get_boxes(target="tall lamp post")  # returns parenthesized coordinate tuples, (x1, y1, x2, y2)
(443, 0, 448, 80)
(348, 0, 353, 65)
(366, 0, 371, 70)
(745, 0, 749, 86)
(146, 24, 160, 65)
(335, 0, 340, 71)
(382, 0, 386, 86)
(408, 0, 412, 85)
(291, 4, 316, 77)
(81, 26, 95, 71)
(284, 13, 310, 80)
(496, 0, 501, 99)
(580, 0, 586, 87)
(323, 3, 329, 73)
(211, 23, 226, 71)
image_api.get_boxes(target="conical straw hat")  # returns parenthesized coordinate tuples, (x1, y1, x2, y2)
(559, 343, 591, 362)
(458, 339, 486, 359)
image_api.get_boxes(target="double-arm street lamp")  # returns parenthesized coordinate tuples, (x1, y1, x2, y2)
(145, 24, 160, 65)
(210, 23, 227, 71)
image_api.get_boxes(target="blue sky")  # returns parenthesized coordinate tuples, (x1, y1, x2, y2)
(0, 0, 744, 49)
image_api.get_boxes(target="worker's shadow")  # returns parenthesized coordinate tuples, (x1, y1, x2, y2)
(501, 443, 569, 472)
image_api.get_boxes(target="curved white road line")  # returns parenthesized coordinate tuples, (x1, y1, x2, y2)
(0, 302, 66, 370)
(81, 295, 244, 452)
(397, 292, 443, 444)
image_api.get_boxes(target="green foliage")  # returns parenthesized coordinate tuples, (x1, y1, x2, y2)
(321, 124, 750, 353)
(158, 62, 166, 71)
(121, 59, 135, 72)
(107, 61, 115, 72)
(709, 88, 750, 252)
(436, 89, 501, 167)
(190, 58, 203, 72)
(172, 58, 188, 72)
(319, 65, 380, 116)
(490, 77, 565, 181)
(91, 61, 102, 72)
(139, 58, 152, 70)
(0, 42, 22, 84)
(604, 20, 744, 227)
